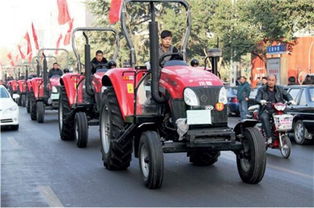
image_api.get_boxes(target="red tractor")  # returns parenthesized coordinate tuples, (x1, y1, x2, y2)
(26, 56, 58, 114)
(29, 48, 69, 123)
(58, 27, 119, 148)
(15, 64, 30, 107)
(98, 0, 266, 189)
(7, 78, 19, 102)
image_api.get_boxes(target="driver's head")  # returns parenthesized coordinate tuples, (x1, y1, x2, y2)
(53, 63, 59, 70)
(267, 74, 277, 88)
(160, 30, 173, 49)
(95, 50, 104, 62)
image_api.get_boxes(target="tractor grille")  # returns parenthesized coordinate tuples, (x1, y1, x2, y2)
(190, 86, 227, 125)
(1, 119, 13, 123)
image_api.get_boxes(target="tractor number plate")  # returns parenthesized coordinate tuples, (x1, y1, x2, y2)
(186, 110, 212, 125)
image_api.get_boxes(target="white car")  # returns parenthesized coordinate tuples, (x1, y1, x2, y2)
(0, 85, 19, 130)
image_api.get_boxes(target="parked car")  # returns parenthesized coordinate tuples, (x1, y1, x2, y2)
(0, 85, 19, 130)
(226, 87, 239, 116)
(286, 85, 314, 144)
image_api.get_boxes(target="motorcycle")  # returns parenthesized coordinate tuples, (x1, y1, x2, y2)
(247, 102, 294, 159)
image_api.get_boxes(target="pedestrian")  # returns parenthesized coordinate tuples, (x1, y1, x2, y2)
(261, 76, 267, 86)
(237, 76, 251, 120)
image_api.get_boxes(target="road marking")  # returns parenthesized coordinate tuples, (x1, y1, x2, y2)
(7, 136, 22, 149)
(220, 153, 314, 180)
(37, 185, 63, 207)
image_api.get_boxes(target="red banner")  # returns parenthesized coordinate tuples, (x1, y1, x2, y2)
(63, 18, 74, 45)
(31, 23, 40, 50)
(7, 53, 15, 66)
(18, 45, 26, 59)
(57, 0, 71, 25)
(109, 0, 123, 24)
(56, 34, 63, 54)
(24, 32, 32, 55)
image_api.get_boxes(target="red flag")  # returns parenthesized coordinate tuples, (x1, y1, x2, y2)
(56, 34, 63, 54)
(31, 23, 39, 50)
(24, 32, 32, 55)
(7, 53, 15, 66)
(109, 0, 123, 24)
(28, 53, 32, 63)
(63, 18, 74, 45)
(18, 45, 26, 59)
(57, 0, 71, 25)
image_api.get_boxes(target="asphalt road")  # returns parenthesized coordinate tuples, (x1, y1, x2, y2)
(1, 107, 314, 207)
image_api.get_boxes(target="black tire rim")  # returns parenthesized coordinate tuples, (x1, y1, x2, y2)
(140, 143, 150, 178)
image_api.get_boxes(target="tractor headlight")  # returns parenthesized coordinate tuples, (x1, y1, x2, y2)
(184, 88, 200, 106)
(52, 86, 58, 93)
(218, 87, 228, 104)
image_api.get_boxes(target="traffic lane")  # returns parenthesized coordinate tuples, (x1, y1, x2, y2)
(1, 108, 313, 207)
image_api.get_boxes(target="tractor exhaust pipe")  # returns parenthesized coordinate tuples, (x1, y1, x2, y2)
(25, 66, 28, 81)
(43, 53, 48, 95)
(207, 48, 222, 76)
(149, 2, 165, 103)
(36, 59, 40, 77)
(83, 32, 93, 97)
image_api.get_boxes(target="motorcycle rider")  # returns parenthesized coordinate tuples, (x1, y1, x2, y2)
(256, 74, 295, 144)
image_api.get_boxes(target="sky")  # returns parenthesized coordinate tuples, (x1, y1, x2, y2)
(0, 0, 87, 64)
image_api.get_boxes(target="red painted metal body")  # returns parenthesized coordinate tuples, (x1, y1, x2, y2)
(30, 77, 44, 99)
(17, 80, 27, 93)
(104, 65, 223, 120)
(61, 73, 85, 106)
(7, 80, 19, 92)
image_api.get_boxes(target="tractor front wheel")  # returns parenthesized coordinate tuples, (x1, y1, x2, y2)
(100, 87, 132, 170)
(36, 101, 45, 123)
(75, 112, 88, 148)
(139, 130, 164, 189)
(236, 127, 266, 184)
(29, 93, 37, 121)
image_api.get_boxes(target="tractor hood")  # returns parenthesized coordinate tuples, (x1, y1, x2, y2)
(160, 65, 223, 99)
(49, 76, 61, 87)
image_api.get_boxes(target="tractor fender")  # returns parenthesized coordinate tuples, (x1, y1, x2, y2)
(233, 119, 259, 136)
(30, 77, 44, 99)
(60, 73, 85, 106)
(102, 68, 135, 120)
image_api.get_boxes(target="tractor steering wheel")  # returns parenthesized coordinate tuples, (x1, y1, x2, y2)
(93, 63, 108, 71)
(159, 52, 183, 68)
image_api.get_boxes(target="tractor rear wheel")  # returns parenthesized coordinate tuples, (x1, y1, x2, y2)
(75, 112, 88, 148)
(58, 86, 75, 140)
(139, 130, 164, 189)
(100, 87, 132, 170)
(36, 101, 45, 123)
(189, 151, 220, 166)
(30, 93, 37, 121)
(236, 127, 266, 184)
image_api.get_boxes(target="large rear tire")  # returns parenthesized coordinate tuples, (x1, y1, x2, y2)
(58, 86, 75, 140)
(189, 151, 220, 166)
(75, 112, 88, 148)
(139, 131, 164, 189)
(100, 87, 132, 170)
(236, 127, 266, 184)
(29, 93, 37, 121)
(36, 101, 45, 123)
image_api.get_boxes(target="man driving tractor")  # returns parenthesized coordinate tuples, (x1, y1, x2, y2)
(91, 50, 108, 74)
(48, 63, 63, 78)
(256, 74, 295, 144)
(159, 30, 182, 64)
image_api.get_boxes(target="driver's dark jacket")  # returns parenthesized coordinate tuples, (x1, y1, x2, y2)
(48, 68, 63, 78)
(255, 85, 293, 114)
(91, 57, 108, 74)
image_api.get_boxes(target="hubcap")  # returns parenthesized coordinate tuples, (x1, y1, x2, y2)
(240, 141, 251, 172)
(140, 144, 150, 178)
(295, 122, 304, 142)
(281, 137, 290, 156)
(101, 106, 110, 154)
